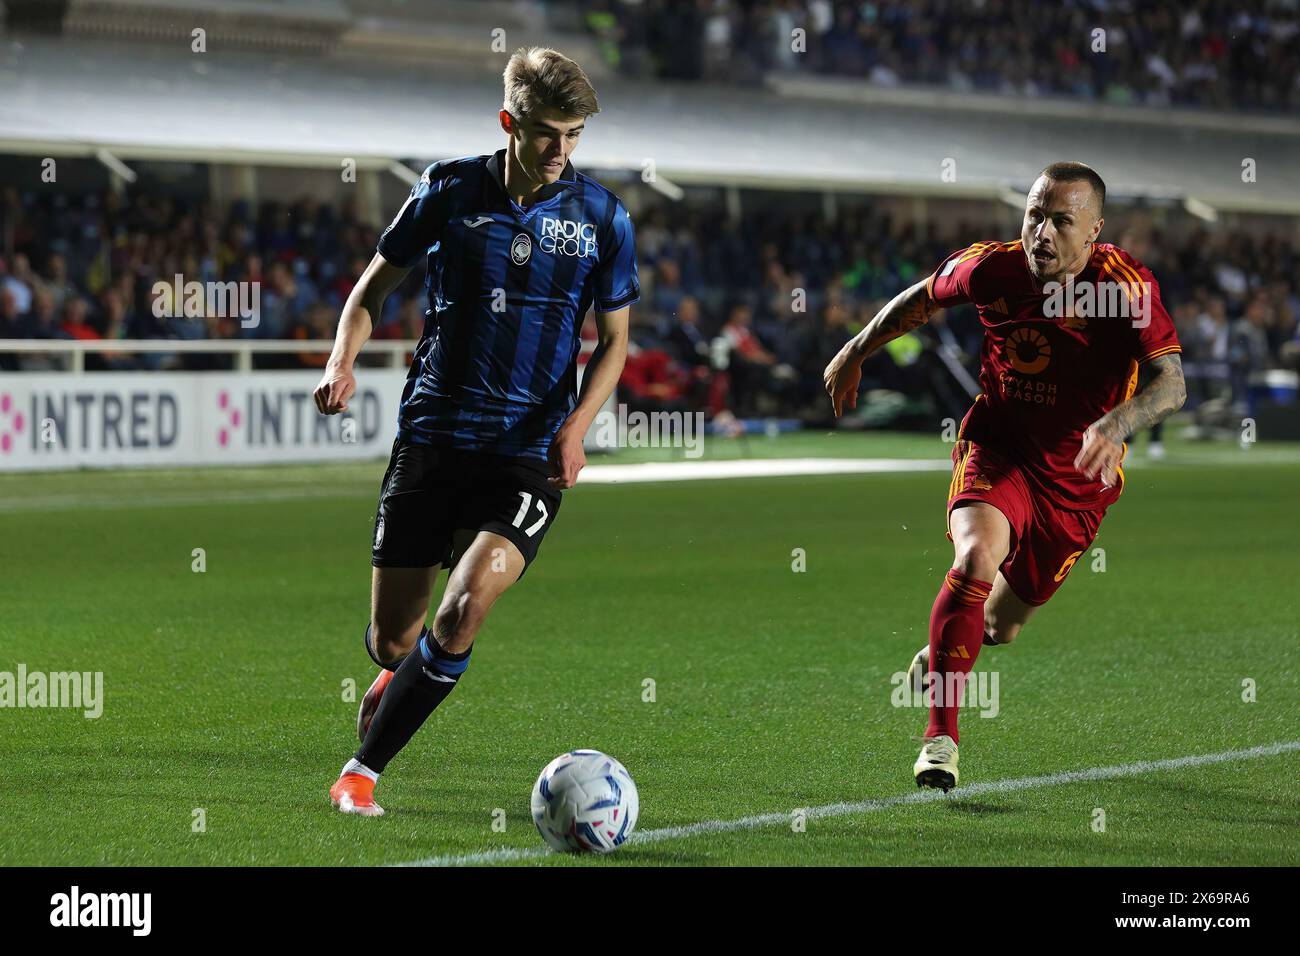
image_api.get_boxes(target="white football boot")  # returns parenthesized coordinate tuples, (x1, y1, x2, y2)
(914, 734, 959, 792)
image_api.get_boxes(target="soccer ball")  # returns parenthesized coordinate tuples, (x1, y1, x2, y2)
(530, 749, 639, 853)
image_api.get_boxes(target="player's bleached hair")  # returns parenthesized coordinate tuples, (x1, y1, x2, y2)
(1039, 161, 1106, 214)
(503, 47, 600, 120)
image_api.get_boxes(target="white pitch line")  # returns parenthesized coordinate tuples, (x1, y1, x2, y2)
(0, 459, 944, 513)
(578, 457, 950, 484)
(0, 458, 949, 513)
(395, 740, 1300, 867)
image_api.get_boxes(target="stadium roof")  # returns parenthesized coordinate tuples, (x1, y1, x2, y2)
(2, 35, 1298, 214)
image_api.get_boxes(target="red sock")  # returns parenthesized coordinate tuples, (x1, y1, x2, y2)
(924, 569, 993, 744)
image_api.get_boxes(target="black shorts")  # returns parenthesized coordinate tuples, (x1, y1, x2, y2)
(371, 439, 562, 574)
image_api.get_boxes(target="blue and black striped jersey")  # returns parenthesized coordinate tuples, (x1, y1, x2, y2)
(377, 148, 639, 460)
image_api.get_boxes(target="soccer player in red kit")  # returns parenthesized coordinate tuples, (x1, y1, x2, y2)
(824, 162, 1186, 790)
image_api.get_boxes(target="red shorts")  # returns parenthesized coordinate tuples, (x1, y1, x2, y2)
(946, 439, 1105, 606)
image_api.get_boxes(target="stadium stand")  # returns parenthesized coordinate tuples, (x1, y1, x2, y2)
(1, 180, 1295, 424)
(574, 0, 1300, 114)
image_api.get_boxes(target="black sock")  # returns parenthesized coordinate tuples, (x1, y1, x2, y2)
(365, 622, 419, 672)
(355, 632, 471, 774)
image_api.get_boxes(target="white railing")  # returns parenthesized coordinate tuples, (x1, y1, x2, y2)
(0, 339, 419, 373)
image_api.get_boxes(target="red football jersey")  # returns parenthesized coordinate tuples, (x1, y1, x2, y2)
(927, 239, 1181, 510)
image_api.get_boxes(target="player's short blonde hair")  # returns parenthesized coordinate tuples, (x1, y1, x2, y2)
(503, 47, 600, 120)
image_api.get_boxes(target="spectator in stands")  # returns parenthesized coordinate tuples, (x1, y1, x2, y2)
(14, 287, 69, 371)
(620, 343, 693, 415)
(252, 259, 315, 343)
(2, 252, 37, 314)
(1220, 295, 1267, 407)
(234, 253, 266, 328)
(22, 286, 62, 338)
(665, 295, 711, 368)
(96, 287, 140, 371)
(0, 285, 24, 338)
(650, 257, 687, 322)
(42, 253, 79, 312)
(292, 302, 337, 369)
(720, 301, 800, 415)
(1197, 295, 1231, 365)
(722, 301, 773, 361)
(60, 296, 98, 341)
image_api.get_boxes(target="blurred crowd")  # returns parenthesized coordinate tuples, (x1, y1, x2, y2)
(1, 183, 1297, 422)
(577, 0, 1300, 112)
(0, 187, 427, 372)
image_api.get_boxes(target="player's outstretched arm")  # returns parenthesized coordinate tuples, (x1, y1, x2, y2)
(314, 253, 412, 415)
(548, 305, 630, 489)
(823, 278, 940, 416)
(1075, 353, 1186, 486)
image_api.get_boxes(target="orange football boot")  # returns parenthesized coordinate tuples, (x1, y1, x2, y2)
(329, 772, 384, 816)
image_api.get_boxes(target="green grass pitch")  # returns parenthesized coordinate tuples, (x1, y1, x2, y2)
(1, 431, 1297, 866)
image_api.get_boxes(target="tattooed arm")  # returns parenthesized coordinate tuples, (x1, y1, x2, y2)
(824, 279, 940, 416)
(1074, 353, 1186, 487)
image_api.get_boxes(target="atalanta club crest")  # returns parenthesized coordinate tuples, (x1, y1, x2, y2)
(511, 232, 532, 265)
